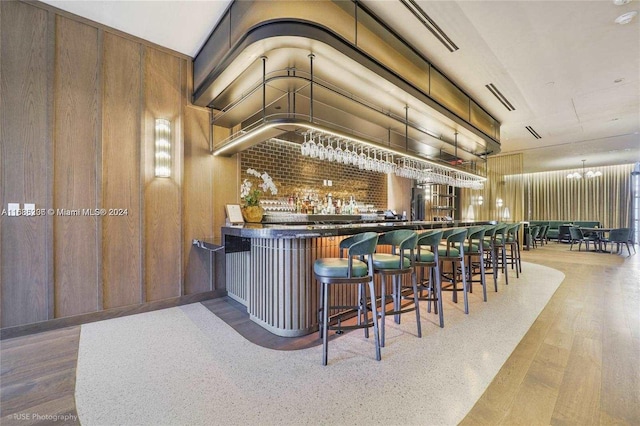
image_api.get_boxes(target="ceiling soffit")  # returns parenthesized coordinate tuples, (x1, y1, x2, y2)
(193, 1, 501, 164)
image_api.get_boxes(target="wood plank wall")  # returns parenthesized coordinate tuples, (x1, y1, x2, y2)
(0, 0, 239, 329)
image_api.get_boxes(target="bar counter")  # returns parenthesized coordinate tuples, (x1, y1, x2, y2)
(221, 220, 491, 337)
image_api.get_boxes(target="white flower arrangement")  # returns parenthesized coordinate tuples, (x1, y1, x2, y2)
(241, 168, 278, 207)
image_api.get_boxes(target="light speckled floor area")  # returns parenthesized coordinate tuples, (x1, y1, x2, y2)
(75, 262, 564, 426)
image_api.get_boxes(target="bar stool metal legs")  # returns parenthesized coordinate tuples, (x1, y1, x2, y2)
(377, 269, 421, 346)
(318, 278, 380, 365)
(314, 232, 380, 365)
(439, 228, 470, 314)
(415, 230, 444, 327)
(372, 230, 421, 347)
(464, 226, 488, 302)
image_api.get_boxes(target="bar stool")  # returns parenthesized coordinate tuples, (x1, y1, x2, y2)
(461, 226, 488, 302)
(414, 229, 444, 327)
(482, 225, 499, 292)
(372, 229, 420, 347)
(528, 225, 540, 249)
(439, 228, 470, 314)
(537, 224, 549, 245)
(491, 224, 510, 285)
(314, 232, 381, 365)
(505, 223, 521, 277)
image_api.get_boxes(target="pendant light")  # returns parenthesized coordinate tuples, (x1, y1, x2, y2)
(567, 160, 602, 179)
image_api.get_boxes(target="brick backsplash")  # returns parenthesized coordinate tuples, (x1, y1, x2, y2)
(240, 139, 387, 209)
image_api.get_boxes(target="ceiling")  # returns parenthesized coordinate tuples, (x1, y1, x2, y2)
(41, 0, 640, 173)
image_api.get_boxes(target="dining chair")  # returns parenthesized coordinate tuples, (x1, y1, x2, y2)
(602, 228, 633, 255)
(568, 226, 598, 251)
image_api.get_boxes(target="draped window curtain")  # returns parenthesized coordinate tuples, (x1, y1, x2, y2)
(460, 157, 632, 227)
(460, 153, 524, 222)
(522, 163, 633, 228)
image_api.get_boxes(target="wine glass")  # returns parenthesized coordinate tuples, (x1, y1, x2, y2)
(317, 136, 326, 160)
(358, 146, 366, 169)
(350, 144, 359, 165)
(301, 131, 310, 156)
(344, 143, 352, 165)
(309, 132, 318, 158)
(326, 137, 335, 162)
(335, 140, 343, 163)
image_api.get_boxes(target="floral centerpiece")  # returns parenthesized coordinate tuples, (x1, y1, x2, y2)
(240, 168, 277, 222)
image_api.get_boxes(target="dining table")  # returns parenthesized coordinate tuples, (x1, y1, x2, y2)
(579, 227, 613, 253)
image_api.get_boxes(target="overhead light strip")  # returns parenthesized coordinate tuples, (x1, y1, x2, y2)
(399, 0, 459, 52)
(213, 120, 486, 182)
(525, 125, 541, 139)
(485, 83, 515, 111)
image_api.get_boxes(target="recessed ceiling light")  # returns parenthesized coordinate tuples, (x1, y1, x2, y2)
(615, 11, 638, 25)
(613, 0, 630, 5)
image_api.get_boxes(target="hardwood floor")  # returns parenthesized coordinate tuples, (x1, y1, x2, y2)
(1, 241, 637, 425)
(0, 326, 81, 425)
(462, 241, 639, 425)
(201, 297, 329, 350)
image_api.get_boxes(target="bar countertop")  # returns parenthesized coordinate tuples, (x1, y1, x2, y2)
(221, 220, 493, 239)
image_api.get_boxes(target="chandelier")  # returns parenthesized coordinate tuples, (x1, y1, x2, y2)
(566, 160, 602, 179)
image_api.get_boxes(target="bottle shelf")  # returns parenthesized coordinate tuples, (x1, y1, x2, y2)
(427, 184, 456, 219)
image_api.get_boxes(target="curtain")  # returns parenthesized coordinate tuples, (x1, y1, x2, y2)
(460, 153, 523, 222)
(522, 163, 633, 228)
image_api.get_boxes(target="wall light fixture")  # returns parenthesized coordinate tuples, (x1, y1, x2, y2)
(155, 118, 171, 177)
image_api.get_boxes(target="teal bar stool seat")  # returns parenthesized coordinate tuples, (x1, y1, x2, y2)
(458, 226, 488, 303)
(414, 229, 444, 327)
(372, 229, 420, 347)
(314, 232, 381, 365)
(440, 228, 470, 314)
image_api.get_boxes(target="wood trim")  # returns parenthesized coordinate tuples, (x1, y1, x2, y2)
(0, 291, 226, 340)
(139, 43, 146, 305)
(96, 27, 104, 312)
(46, 8, 56, 320)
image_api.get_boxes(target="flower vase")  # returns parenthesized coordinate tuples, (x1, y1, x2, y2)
(242, 205, 264, 223)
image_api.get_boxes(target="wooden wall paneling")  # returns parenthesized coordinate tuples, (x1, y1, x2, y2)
(387, 172, 412, 214)
(53, 16, 100, 318)
(101, 32, 143, 309)
(212, 126, 239, 234)
(0, 1, 50, 327)
(212, 126, 238, 291)
(143, 46, 182, 302)
(183, 106, 214, 294)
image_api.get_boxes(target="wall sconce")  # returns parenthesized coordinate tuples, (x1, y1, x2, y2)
(466, 204, 475, 221)
(496, 198, 503, 208)
(155, 118, 171, 177)
(502, 207, 511, 220)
